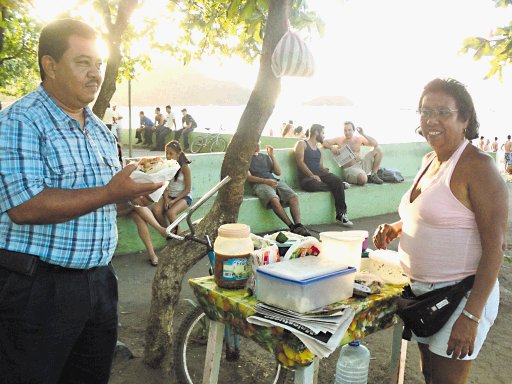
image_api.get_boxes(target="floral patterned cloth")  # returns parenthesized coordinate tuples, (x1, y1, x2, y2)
(189, 276, 404, 369)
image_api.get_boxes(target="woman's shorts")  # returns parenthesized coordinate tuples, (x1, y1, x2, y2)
(169, 195, 193, 207)
(410, 278, 499, 360)
(252, 181, 298, 209)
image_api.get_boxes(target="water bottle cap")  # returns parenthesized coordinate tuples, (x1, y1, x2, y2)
(348, 341, 360, 346)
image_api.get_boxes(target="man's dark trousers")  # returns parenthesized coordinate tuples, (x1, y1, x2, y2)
(299, 172, 347, 217)
(0, 259, 118, 384)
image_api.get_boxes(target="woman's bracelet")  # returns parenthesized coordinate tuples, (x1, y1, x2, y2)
(462, 309, 480, 324)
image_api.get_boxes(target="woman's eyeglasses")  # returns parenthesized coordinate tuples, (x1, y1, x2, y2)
(417, 108, 458, 121)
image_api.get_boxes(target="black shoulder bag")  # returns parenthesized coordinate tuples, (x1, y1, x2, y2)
(396, 275, 475, 340)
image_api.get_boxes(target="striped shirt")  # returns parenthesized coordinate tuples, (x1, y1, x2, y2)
(0, 85, 120, 269)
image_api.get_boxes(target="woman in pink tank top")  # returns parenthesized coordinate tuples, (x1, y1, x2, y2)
(373, 79, 508, 384)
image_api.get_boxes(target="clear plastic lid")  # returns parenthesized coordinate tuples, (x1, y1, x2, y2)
(257, 256, 354, 283)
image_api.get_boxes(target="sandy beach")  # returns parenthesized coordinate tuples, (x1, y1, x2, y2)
(109, 179, 512, 384)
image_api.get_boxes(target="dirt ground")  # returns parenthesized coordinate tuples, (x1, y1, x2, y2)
(109, 180, 512, 384)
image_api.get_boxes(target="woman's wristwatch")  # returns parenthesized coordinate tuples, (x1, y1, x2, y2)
(462, 309, 480, 324)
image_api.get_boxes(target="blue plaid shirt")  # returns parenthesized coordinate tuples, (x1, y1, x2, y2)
(0, 86, 121, 269)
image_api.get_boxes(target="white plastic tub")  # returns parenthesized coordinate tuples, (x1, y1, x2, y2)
(256, 257, 356, 313)
(319, 231, 366, 271)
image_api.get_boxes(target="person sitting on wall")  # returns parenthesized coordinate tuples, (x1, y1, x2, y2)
(115, 143, 168, 267)
(175, 108, 197, 152)
(151, 140, 192, 233)
(294, 124, 353, 227)
(136, 111, 154, 145)
(153, 105, 176, 151)
(322, 121, 384, 185)
(247, 143, 311, 236)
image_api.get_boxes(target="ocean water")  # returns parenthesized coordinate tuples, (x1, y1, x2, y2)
(117, 104, 510, 145)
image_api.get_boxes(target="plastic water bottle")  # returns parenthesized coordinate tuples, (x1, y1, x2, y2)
(335, 341, 370, 384)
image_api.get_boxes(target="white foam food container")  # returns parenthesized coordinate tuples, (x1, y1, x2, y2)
(256, 256, 356, 313)
(367, 249, 410, 285)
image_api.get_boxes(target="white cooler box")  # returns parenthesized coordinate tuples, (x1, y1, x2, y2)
(256, 257, 356, 313)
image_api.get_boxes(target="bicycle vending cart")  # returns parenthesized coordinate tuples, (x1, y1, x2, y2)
(167, 177, 286, 384)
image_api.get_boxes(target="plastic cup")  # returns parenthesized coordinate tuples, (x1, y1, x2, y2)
(319, 231, 366, 271)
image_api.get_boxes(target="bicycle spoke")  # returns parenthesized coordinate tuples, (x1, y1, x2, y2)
(174, 307, 286, 384)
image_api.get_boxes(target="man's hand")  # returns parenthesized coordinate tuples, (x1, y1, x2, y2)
(356, 126, 365, 135)
(330, 146, 341, 155)
(106, 164, 163, 204)
(266, 145, 274, 157)
(266, 179, 278, 188)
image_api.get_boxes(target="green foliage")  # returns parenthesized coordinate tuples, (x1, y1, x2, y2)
(460, 0, 512, 80)
(156, 0, 324, 65)
(0, 5, 41, 96)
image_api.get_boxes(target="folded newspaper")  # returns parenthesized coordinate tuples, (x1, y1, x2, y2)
(247, 302, 355, 358)
(333, 145, 356, 167)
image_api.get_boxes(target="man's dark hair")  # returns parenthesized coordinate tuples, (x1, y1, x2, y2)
(181, 108, 187, 112)
(508, 135, 511, 140)
(38, 19, 98, 81)
(166, 105, 171, 109)
(418, 78, 479, 140)
(344, 121, 355, 130)
(156, 107, 160, 112)
(309, 124, 324, 139)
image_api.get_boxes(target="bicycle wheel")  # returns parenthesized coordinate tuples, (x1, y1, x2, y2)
(209, 137, 227, 153)
(174, 306, 288, 384)
(190, 136, 207, 153)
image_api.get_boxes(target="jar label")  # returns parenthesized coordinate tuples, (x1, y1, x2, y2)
(222, 257, 251, 281)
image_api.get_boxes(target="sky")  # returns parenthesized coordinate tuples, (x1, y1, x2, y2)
(29, 0, 512, 135)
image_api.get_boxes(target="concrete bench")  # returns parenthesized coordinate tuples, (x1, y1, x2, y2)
(115, 142, 430, 255)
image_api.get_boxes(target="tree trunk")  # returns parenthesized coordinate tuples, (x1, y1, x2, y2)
(92, 0, 138, 118)
(143, 0, 291, 370)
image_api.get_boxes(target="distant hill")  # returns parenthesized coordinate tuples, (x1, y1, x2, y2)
(303, 95, 354, 106)
(113, 63, 251, 106)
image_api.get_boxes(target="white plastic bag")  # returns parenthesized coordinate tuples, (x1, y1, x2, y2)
(271, 30, 315, 78)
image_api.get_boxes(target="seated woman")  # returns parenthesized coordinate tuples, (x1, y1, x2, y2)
(116, 143, 167, 267)
(152, 140, 192, 231)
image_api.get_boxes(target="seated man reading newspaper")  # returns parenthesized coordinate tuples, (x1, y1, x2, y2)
(322, 121, 384, 185)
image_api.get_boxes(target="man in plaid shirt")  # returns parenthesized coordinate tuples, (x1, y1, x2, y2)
(0, 19, 161, 383)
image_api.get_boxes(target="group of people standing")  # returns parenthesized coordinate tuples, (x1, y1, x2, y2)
(279, 120, 307, 138)
(476, 134, 512, 173)
(136, 106, 197, 152)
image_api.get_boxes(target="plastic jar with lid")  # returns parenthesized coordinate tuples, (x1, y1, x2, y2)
(214, 223, 254, 289)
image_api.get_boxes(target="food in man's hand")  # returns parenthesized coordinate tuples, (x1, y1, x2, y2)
(136, 157, 179, 174)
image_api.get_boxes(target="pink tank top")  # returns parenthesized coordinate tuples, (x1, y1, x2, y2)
(398, 140, 480, 282)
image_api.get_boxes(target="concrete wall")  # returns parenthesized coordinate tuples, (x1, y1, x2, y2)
(115, 141, 430, 255)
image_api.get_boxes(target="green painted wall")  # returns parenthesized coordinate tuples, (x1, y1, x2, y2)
(115, 141, 430, 255)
